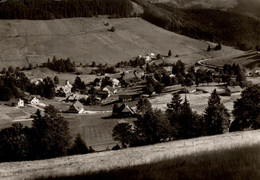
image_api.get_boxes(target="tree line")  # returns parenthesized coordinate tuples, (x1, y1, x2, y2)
(0, 105, 93, 162)
(0, 0, 133, 20)
(113, 85, 260, 147)
(142, 60, 246, 96)
(44, 56, 76, 73)
(0, 66, 63, 100)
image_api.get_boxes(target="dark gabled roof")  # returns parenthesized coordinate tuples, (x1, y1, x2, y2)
(69, 101, 84, 112)
(226, 86, 243, 93)
(96, 90, 109, 95)
(117, 103, 135, 115)
(104, 86, 116, 92)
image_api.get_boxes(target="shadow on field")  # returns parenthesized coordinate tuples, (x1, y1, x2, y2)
(36, 144, 260, 180)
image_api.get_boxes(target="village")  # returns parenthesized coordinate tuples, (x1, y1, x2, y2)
(0, 50, 259, 150)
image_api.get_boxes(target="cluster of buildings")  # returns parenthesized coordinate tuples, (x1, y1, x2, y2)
(7, 96, 43, 108)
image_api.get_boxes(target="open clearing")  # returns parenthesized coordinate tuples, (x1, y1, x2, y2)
(65, 113, 136, 151)
(1, 129, 260, 180)
(0, 17, 241, 67)
(0, 101, 134, 151)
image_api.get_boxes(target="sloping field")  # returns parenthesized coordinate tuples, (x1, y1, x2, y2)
(0, 17, 240, 67)
(1, 129, 260, 180)
(203, 51, 260, 68)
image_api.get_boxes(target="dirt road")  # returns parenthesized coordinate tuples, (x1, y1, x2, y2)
(1, 130, 260, 180)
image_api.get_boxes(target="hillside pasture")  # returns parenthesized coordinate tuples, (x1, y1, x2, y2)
(23, 67, 107, 85)
(41, 144, 260, 180)
(1, 129, 260, 180)
(203, 51, 260, 68)
(0, 98, 134, 151)
(0, 17, 240, 68)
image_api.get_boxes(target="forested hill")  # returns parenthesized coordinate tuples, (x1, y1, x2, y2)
(0, 0, 133, 19)
(132, 0, 260, 51)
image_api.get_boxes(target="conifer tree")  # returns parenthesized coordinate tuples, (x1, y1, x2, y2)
(166, 93, 182, 113)
(54, 76, 59, 84)
(30, 106, 71, 159)
(168, 50, 172, 57)
(68, 133, 89, 155)
(230, 85, 260, 131)
(166, 93, 183, 138)
(204, 89, 230, 135)
(136, 97, 152, 116)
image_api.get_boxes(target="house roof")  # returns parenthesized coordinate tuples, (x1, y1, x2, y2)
(70, 101, 84, 112)
(112, 78, 120, 83)
(227, 86, 243, 93)
(117, 103, 135, 115)
(103, 86, 116, 92)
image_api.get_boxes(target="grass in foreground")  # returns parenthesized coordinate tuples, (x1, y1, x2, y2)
(37, 144, 260, 180)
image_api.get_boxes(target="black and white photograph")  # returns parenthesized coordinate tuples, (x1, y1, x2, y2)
(0, 0, 259, 179)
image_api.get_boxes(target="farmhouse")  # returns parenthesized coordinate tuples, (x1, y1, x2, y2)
(8, 98, 24, 107)
(67, 101, 84, 114)
(66, 93, 88, 102)
(113, 103, 136, 117)
(56, 80, 73, 96)
(255, 69, 260, 75)
(112, 78, 120, 87)
(226, 86, 243, 94)
(119, 92, 141, 101)
(103, 86, 117, 97)
(22, 96, 40, 105)
(30, 78, 43, 85)
(30, 78, 43, 86)
(96, 90, 109, 99)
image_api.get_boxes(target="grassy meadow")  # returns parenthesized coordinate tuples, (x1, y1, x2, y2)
(0, 17, 241, 68)
(39, 144, 260, 180)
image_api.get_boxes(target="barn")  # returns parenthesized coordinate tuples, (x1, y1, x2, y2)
(67, 101, 84, 114)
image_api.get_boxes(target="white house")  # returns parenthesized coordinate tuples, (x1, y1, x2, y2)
(17, 99, 24, 107)
(144, 55, 152, 62)
(30, 78, 43, 86)
(56, 80, 73, 96)
(112, 78, 120, 87)
(9, 99, 24, 107)
(30, 97, 40, 105)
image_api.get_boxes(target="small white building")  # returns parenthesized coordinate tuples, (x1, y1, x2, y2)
(30, 78, 43, 86)
(112, 78, 120, 87)
(30, 97, 40, 105)
(17, 99, 24, 107)
(8, 98, 24, 107)
(56, 80, 73, 96)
